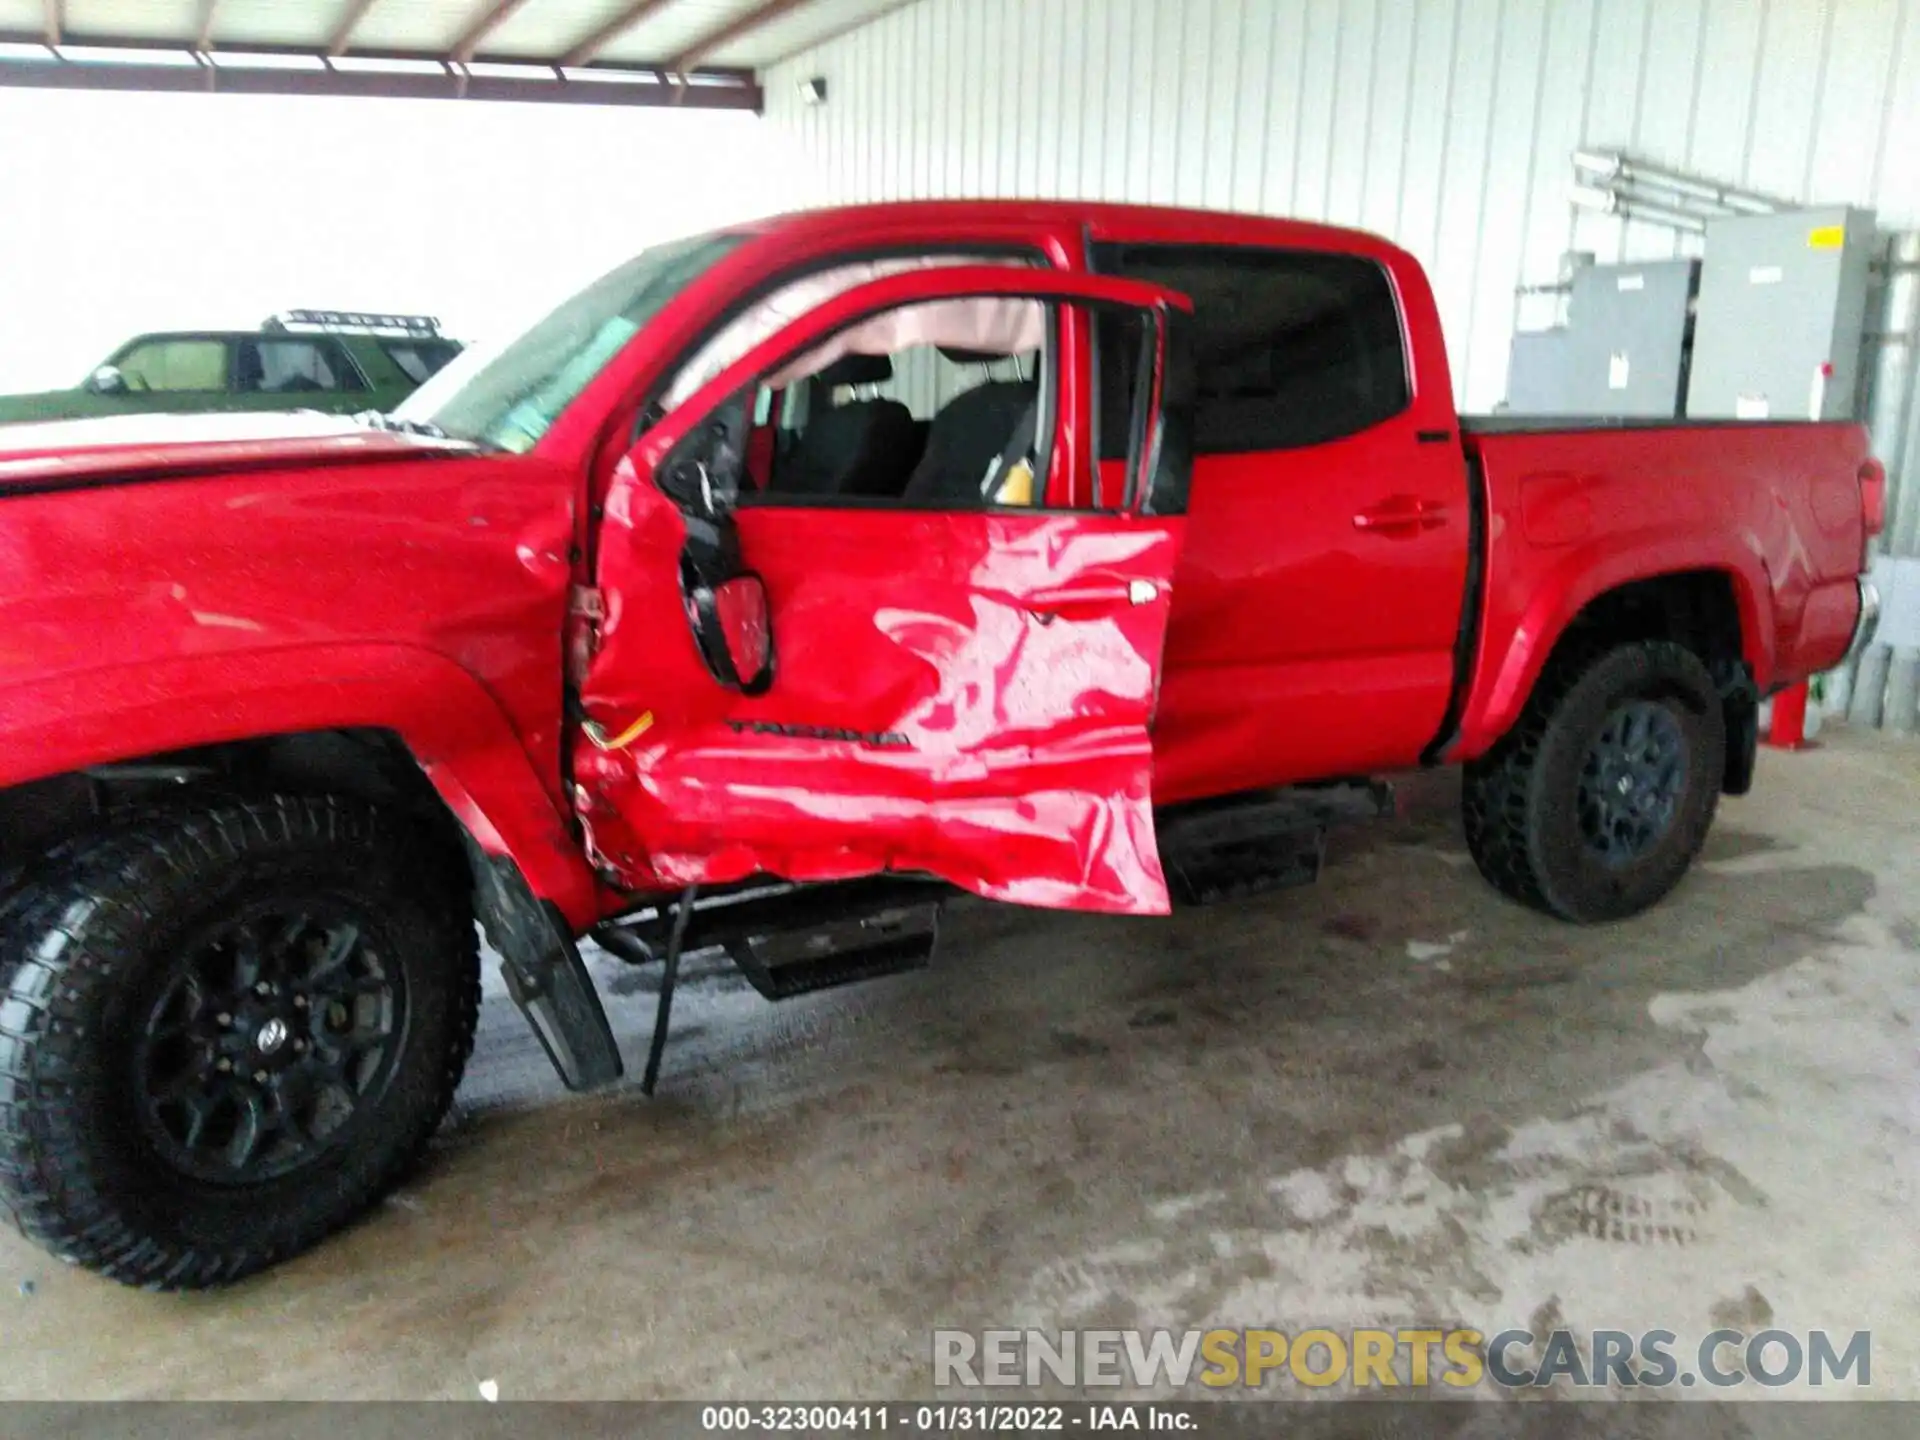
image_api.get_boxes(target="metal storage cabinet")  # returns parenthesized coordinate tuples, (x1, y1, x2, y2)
(1503, 260, 1697, 417)
(1503, 329, 1579, 414)
(1684, 207, 1878, 422)
(1564, 259, 1698, 418)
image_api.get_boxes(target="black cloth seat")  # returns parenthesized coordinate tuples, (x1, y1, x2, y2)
(901, 348, 1038, 505)
(776, 354, 918, 499)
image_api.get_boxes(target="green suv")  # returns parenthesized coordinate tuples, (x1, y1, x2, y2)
(0, 311, 464, 426)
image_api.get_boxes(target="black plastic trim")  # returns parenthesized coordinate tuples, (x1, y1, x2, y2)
(1420, 449, 1487, 766)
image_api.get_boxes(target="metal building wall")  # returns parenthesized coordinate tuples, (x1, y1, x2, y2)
(765, 0, 1920, 724)
(766, 0, 1918, 411)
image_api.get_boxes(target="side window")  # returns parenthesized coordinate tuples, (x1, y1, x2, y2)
(1091, 243, 1409, 456)
(660, 252, 1036, 417)
(741, 295, 1054, 509)
(380, 340, 461, 385)
(234, 339, 366, 395)
(114, 339, 228, 393)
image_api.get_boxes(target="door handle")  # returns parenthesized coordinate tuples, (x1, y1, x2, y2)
(1353, 496, 1447, 536)
(1024, 578, 1160, 625)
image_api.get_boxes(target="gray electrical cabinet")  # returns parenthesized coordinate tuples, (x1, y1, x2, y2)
(1503, 259, 1697, 417)
(1684, 206, 1877, 421)
(1504, 329, 1579, 414)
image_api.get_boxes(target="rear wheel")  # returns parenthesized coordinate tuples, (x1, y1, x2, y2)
(0, 796, 478, 1289)
(1462, 641, 1725, 923)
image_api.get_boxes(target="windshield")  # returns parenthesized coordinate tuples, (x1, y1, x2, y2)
(393, 231, 745, 452)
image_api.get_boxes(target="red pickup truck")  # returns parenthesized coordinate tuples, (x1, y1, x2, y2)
(0, 202, 1883, 1289)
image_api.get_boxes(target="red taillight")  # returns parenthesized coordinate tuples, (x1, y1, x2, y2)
(1860, 459, 1886, 539)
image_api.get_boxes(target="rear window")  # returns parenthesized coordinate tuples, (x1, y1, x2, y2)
(1091, 243, 1410, 456)
(381, 340, 462, 385)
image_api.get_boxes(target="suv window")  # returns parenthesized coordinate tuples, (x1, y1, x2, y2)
(114, 338, 227, 392)
(235, 339, 365, 395)
(1090, 243, 1409, 456)
(380, 339, 462, 385)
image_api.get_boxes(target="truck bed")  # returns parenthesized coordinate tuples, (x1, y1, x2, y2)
(1448, 418, 1874, 760)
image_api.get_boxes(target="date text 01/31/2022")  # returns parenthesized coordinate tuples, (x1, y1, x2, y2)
(700, 1404, 1196, 1432)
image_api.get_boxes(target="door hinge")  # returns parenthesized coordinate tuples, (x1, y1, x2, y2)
(570, 585, 606, 621)
(566, 586, 607, 691)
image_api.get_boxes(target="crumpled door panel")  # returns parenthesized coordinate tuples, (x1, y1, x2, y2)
(576, 470, 1184, 914)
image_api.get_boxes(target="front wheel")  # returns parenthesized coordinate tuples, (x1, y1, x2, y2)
(0, 797, 478, 1288)
(1462, 641, 1726, 923)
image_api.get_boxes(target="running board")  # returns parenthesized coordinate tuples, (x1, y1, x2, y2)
(1157, 780, 1394, 908)
(598, 875, 945, 1002)
(728, 904, 940, 1000)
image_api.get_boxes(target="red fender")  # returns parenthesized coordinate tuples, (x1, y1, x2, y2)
(1453, 541, 1773, 761)
(0, 643, 601, 930)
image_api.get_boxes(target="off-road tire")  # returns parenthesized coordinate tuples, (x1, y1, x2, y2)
(1462, 640, 1725, 923)
(0, 796, 478, 1289)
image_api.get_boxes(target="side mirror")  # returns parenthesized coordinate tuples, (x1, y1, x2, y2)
(682, 566, 773, 695)
(87, 365, 128, 395)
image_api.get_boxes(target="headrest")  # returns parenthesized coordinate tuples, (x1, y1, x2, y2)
(939, 346, 1007, 366)
(816, 353, 893, 388)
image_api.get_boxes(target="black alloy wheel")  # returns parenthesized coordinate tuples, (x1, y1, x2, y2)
(134, 904, 409, 1185)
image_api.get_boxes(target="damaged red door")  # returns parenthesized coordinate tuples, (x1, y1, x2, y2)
(576, 266, 1195, 914)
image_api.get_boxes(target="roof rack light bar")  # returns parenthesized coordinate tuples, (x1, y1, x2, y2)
(264, 310, 443, 336)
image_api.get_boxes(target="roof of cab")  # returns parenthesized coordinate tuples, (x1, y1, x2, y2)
(727, 199, 1409, 264)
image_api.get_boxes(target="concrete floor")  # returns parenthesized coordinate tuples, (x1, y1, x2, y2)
(2, 728, 1916, 1401)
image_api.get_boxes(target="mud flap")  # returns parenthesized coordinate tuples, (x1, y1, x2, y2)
(1718, 664, 1760, 795)
(466, 845, 622, 1091)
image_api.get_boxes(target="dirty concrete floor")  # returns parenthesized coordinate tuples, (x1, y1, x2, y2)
(2, 728, 1916, 1401)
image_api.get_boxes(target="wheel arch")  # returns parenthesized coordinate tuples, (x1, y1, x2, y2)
(1456, 560, 1766, 793)
(0, 643, 603, 932)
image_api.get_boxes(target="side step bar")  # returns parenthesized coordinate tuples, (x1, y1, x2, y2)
(1157, 779, 1395, 907)
(592, 876, 943, 1095)
(594, 875, 945, 1002)
(574, 781, 1392, 1092)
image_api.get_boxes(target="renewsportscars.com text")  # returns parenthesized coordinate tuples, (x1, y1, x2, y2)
(933, 1326, 1871, 1391)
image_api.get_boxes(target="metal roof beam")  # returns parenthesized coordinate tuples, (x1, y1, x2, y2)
(326, 0, 382, 57)
(0, 49, 762, 110)
(449, 0, 533, 64)
(560, 0, 680, 69)
(667, 0, 817, 72)
(760, 0, 918, 67)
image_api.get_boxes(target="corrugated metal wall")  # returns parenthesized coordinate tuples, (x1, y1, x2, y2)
(765, 0, 1918, 412)
(764, 0, 1920, 725)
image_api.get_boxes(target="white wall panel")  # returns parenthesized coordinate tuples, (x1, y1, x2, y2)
(764, 0, 1920, 583)
(767, 0, 1918, 398)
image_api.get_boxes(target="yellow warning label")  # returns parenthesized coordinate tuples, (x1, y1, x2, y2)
(1808, 225, 1846, 249)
